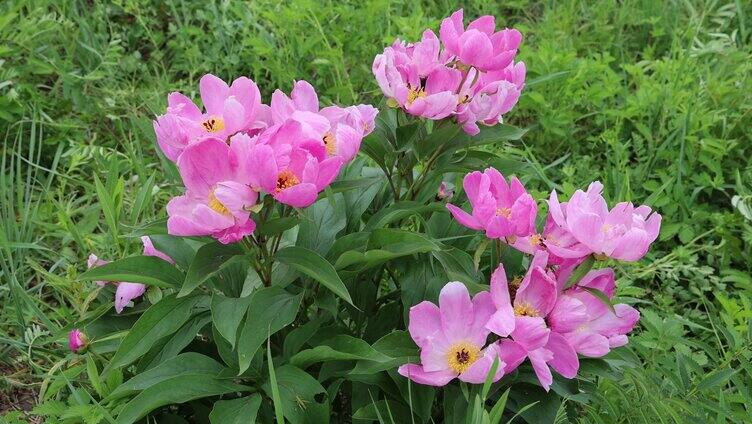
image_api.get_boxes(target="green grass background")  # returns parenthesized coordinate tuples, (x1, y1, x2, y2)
(1, 0, 751, 422)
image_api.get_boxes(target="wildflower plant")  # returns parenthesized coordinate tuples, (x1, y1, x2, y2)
(68, 8, 661, 423)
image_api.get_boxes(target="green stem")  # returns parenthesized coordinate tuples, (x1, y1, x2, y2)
(564, 255, 596, 289)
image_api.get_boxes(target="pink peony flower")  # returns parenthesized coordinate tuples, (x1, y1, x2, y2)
(437, 182, 453, 200)
(446, 168, 537, 240)
(269, 80, 376, 163)
(486, 253, 581, 391)
(455, 62, 525, 135)
(68, 329, 87, 353)
(558, 268, 640, 357)
(373, 30, 462, 120)
(547, 182, 662, 262)
(232, 121, 343, 209)
(153, 74, 266, 161)
(167, 137, 258, 244)
(398, 281, 526, 386)
(439, 9, 522, 72)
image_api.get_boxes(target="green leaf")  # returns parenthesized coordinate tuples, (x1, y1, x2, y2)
(108, 294, 205, 370)
(365, 202, 444, 230)
(296, 193, 347, 255)
(178, 242, 245, 297)
(267, 337, 285, 424)
(255, 216, 300, 237)
(290, 335, 392, 369)
(564, 255, 595, 289)
(697, 367, 736, 391)
(79, 256, 184, 288)
(261, 365, 328, 424)
(276, 246, 353, 306)
(115, 375, 248, 424)
(209, 394, 262, 424)
(236, 287, 302, 374)
(108, 353, 224, 400)
(146, 234, 199, 269)
(211, 293, 253, 348)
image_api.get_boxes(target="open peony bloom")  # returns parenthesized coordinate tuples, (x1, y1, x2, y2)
(153, 74, 266, 161)
(398, 281, 525, 386)
(270, 80, 376, 163)
(68, 329, 87, 352)
(548, 182, 662, 261)
(373, 30, 462, 120)
(232, 122, 343, 209)
(558, 268, 640, 357)
(446, 168, 537, 240)
(167, 137, 258, 244)
(455, 62, 525, 135)
(88, 237, 174, 313)
(486, 253, 581, 391)
(439, 9, 522, 72)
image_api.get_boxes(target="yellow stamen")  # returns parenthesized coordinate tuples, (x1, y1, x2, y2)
(496, 207, 512, 219)
(323, 131, 336, 156)
(208, 191, 230, 215)
(530, 234, 543, 246)
(276, 170, 300, 193)
(514, 301, 539, 317)
(201, 116, 225, 133)
(407, 86, 427, 104)
(446, 342, 481, 374)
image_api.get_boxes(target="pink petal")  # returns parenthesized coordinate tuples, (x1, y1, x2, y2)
(315, 157, 343, 190)
(291, 80, 320, 112)
(446, 203, 483, 230)
(566, 331, 610, 357)
(213, 181, 257, 219)
(458, 344, 505, 384)
(229, 77, 261, 123)
(176, 138, 233, 195)
(498, 339, 528, 373)
(408, 301, 442, 349)
(438, 281, 475, 342)
(467, 15, 496, 35)
(141, 236, 174, 264)
(547, 295, 588, 333)
(528, 347, 554, 391)
(199, 74, 230, 116)
(589, 304, 640, 336)
(221, 97, 246, 134)
(114, 282, 146, 314)
(515, 267, 557, 316)
(398, 364, 456, 387)
(545, 332, 578, 378)
(511, 315, 549, 351)
(274, 182, 318, 208)
(167, 92, 202, 120)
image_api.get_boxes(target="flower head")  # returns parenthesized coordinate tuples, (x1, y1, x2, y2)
(68, 329, 87, 353)
(153, 74, 266, 161)
(446, 168, 537, 240)
(398, 282, 522, 386)
(439, 9, 522, 72)
(547, 182, 662, 261)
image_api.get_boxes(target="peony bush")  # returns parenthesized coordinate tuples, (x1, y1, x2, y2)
(69, 9, 660, 423)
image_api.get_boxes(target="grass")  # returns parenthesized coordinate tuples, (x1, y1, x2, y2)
(1, 0, 751, 422)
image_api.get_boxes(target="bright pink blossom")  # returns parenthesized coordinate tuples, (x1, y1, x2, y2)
(153, 74, 266, 161)
(232, 121, 343, 209)
(547, 182, 662, 261)
(167, 137, 258, 243)
(270, 80, 376, 163)
(446, 168, 537, 240)
(373, 30, 462, 120)
(398, 282, 524, 386)
(439, 9, 522, 72)
(559, 268, 640, 357)
(68, 329, 86, 352)
(455, 62, 525, 135)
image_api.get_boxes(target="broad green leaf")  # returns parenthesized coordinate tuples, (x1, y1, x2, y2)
(365, 201, 444, 230)
(236, 287, 302, 374)
(139, 312, 211, 371)
(79, 256, 184, 288)
(109, 353, 224, 400)
(296, 193, 346, 255)
(209, 394, 262, 424)
(697, 368, 736, 391)
(178, 242, 245, 297)
(290, 335, 392, 369)
(211, 293, 253, 348)
(108, 294, 206, 370)
(261, 365, 328, 424)
(115, 375, 248, 424)
(276, 246, 353, 305)
(255, 216, 300, 237)
(351, 331, 418, 375)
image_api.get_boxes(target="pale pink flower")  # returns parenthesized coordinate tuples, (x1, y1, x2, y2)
(439, 9, 522, 72)
(437, 182, 453, 200)
(153, 74, 266, 161)
(167, 137, 258, 244)
(68, 329, 86, 352)
(548, 182, 662, 261)
(398, 282, 526, 386)
(456, 62, 526, 135)
(446, 168, 537, 240)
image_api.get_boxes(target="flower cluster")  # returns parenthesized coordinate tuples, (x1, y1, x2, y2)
(154, 76, 377, 243)
(447, 171, 662, 263)
(401, 170, 661, 389)
(373, 9, 525, 135)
